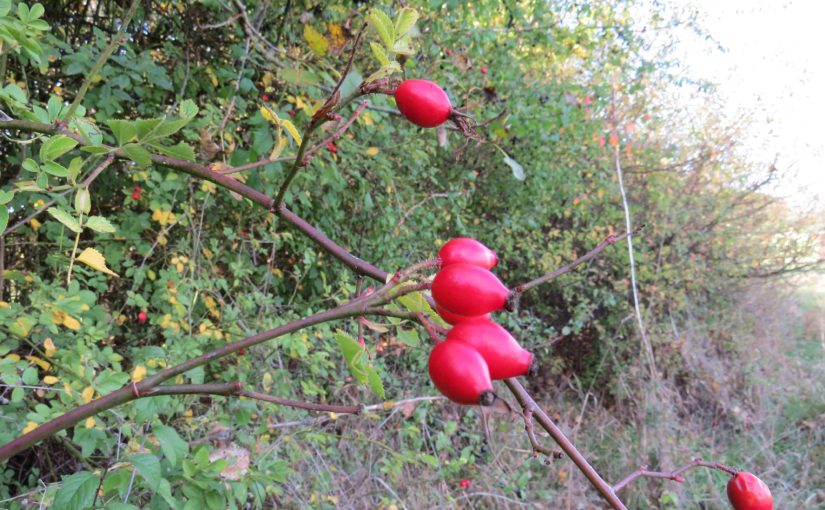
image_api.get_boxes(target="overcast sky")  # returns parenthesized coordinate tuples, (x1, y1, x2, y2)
(678, 0, 824, 206)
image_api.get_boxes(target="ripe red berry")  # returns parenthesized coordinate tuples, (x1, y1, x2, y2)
(432, 264, 509, 317)
(137, 311, 147, 323)
(394, 79, 452, 128)
(459, 479, 471, 489)
(439, 238, 498, 269)
(238, 348, 246, 355)
(435, 303, 490, 326)
(132, 191, 141, 200)
(428, 340, 495, 405)
(446, 319, 533, 380)
(288, 110, 297, 116)
(326, 141, 337, 153)
(727, 472, 773, 510)
(445, 49, 453, 56)
(480, 67, 488, 74)
(261, 94, 269, 101)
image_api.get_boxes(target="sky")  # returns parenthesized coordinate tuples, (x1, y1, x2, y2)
(675, 0, 825, 207)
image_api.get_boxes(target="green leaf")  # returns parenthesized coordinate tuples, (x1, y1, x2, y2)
(28, 2, 44, 20)
(42, 161, 69, 177)
(179, 99, 198, 119)
(122, 143, 153, 168)
(154, 425, 189, 467)
(134, 118, 163, 140)
(39, 135, 78, 162)
(74, 188, 91, 214)
(394, 8, 419, 37)
(67, 157, 83, 181)
(47, 206, 81, 233)
(106, 120, 137, 146)
(334, 330, 369, 384)
(53, 471, 99, 510)
(392, 35, 414, 57)
(279, 68, 320, 87)
(0, 189, 13, 205)
(150, 118, 190, 139)
(105, 503, 140, 510)
(397, 328, 420, 347)
(47, 95, 62, 122)
(22, 158, 39, 173)
(80, 146, 111, 155)
(367, 9, 395, 49)
(503, 156, 526, 180)
(370, 42, 389, 66)
(366, 367, 385, 399)
(150, 142, 194, 161)
(0, 206, 7, 233)
(0, 0, 11, 16)
(130, 453, 161, 490)
(85, 216, 116, 233)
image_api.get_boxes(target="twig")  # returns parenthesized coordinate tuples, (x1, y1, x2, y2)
(612, 458, 738, 493)
(513, 228, 640, 294)
(522, 409, 563, 461)
(64, 0, 141, 122)
(301, 100, 368, 167)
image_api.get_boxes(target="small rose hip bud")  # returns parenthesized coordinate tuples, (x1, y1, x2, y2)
(137, 311, 147, 323)
(326, 141, 337, 153)
(241, 231, 249, 239)
(445, 49, 453, 56)
(288, 110, 297, 116)
(238, 348, 246, 355)
(459, 479, 471, 489)
(480, 67, 487, 74)
(261, 94, 269, 101)
(358, 337, 365, 347)
(132, 191, 141, 200)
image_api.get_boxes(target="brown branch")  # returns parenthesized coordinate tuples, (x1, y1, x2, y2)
(522, 409, 563, 461)
(302, 100, 368, 166)
(612, 458, 738, 493)
(513, 226, 642, 294)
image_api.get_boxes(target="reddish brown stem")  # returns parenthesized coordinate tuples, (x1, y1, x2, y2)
(302, 101, 368, 166)
(612, 458, 739, 493)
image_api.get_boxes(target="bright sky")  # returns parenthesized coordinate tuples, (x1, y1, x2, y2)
(678, 0, 825, 207)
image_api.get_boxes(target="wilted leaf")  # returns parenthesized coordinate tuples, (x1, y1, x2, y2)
(75, 247, 119, 277)
(503, 156, 526, 180)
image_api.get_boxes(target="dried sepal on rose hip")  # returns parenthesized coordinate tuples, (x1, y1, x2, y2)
(439, 238, 498, 269)
(727, 471, 773, 510)
(446, 318, 533, 380)
(432, 263, 509, 317)
(394, 79, 452, 128)
(428, 340, 495, 406)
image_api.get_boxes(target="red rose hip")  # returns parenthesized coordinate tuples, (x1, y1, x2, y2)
(439, 238, 498, 269)
(727, 472, 773, 510)
(432, 263, 509, 317)
(447, 319, 532, 379)
(394, 79, 452, 128)
(428, 340, 495, 405)
(137, 311, 147, 323)
(435, 303, 491, 326)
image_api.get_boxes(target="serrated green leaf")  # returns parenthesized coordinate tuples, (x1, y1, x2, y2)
(67, 157, 83, 181)
(370, 42, 389, 66)
(106, 119, 137, 146)
(394, 8, 419, 37)
(135, 118, 163, 140)
(150, 142, 195, 161)
(334, 330, 369, 384)
(28, 2, 44, 20)
(42, 161, 69, 177)
(10, 316, 36, 337)
(40, 135, 78, 162)
(279, 68, 320, 87)
(154, 425, 188, 467)
(0, 0, 11, 17)
(85, 216, 116, 233)
(397, 328, 420, 347)
(130, 453, 161, 490)
(0, 206, 8, 234)
(367, 367, 385, 399)
(391, 35, 415, 57)
(80, 146, 111, 155)
(53, 471, 98, 510)
(74, 188, 90, 214)
(179, 99, 198, 119)
(368, 9, 395, 49)
(47, 206, 81, 233)
(122, 143, 152, 168)
(105, 503, 140, 510)
(150, 118, 189, 139)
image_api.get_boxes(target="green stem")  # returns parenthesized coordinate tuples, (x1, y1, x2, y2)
(66, 214, 83, 285)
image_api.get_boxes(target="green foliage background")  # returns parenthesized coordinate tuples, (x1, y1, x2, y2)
(1, 0, 822, 508)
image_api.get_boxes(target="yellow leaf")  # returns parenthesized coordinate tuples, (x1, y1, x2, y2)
(81, 386, 95, 403)
(132, 365, 147, 382)
(26, 355, 51, 371)
(62, 314, 82, 331)
(262, 71, 275, 87)
(22, 421, 38, 434)
(269, 137, 288, 160)
(43, 375, 59, 385)
(85, 417, 95, 429)
(76, 247, 119, 277)
(361, 112, 374, 126)
(329, 412, 338, 420)
(262, 372, 273, 392)
(365, 147, 380, 157)
(0, 301, 9, 308)
(281, 119, 302, 146)
(63, 383, 72, 396)
(259, 105, 279, 124)
(303, 24, 328, 56)
(30, 218, 41, 230)
(6, 354, 21, 361)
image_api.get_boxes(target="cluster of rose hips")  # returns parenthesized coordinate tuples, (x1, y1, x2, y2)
(427, 238, 533, 406)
